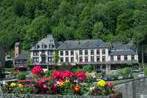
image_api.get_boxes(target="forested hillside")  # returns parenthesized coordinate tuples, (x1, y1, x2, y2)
(0, 0, 147, 51)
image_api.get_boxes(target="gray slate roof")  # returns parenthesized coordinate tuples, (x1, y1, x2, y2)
(57, 39, 110, 50)
(31, 34, 55, 50)
(15, 50, 29, 60)
(15, 54, 27, 60)
(110, 49, 136, 55)
(110, 43, 137, 55)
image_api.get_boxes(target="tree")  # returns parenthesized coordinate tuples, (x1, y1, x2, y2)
(92, 22, 103, 39)
(53, 50, 59, 64)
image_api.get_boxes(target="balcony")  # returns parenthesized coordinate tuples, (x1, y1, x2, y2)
(40, 53, 46, 56)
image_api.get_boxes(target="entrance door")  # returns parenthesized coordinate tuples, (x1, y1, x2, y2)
(41, 56, 46, 64)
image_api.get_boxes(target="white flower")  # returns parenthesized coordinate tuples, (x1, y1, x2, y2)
(89, 86, 95, 91)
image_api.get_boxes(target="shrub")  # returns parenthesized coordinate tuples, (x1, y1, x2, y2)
(118, 67, 132, 78)
(17, 72, 26, 80)
(82, 65, 93, 72)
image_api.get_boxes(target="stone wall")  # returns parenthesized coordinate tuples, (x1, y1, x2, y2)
(115, 77, 147, 98)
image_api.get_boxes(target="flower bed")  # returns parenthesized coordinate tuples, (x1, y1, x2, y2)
(1, 65, 122, 97)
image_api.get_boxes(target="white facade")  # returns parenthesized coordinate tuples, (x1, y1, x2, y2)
(30, 35, 139, 66)
(110, 55, 138, 62)
(30, 35, 55, 65)
(58, 48, 112, 65)
(31, 48, 139, 65)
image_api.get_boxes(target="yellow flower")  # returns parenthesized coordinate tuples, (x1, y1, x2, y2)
(18, 84, 24, 88)
(59, 81, 64, 87)
(65, 79, 70, 83)
(10, 82, 16, 87)
(97, 80, 106, 87)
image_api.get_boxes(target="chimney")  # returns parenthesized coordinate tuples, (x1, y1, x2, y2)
(14, 42, 20, 58)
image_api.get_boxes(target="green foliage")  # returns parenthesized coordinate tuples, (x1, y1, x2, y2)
(118, 67, 132, 78)
(0, 0, 147, 51)
(71, 66, 81, 72)
(45, 70, 52, 77)
(5, 61, 13, 68)
(144, 66, 147, 76)
(17, 72, 26, 80)
(82, 65, 93, 72)
(53, 50, 59, 63)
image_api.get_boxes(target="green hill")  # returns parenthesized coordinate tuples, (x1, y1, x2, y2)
(0, 0, 147, 51)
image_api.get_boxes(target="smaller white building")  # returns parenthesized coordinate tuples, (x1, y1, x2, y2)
(30, 35, 56, 65)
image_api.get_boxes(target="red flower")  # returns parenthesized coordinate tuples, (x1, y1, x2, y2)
(52, 70, 74, 80)
(106, 82, 113, 88)
(52, 70, 62, 79)
(74, 71, 86, 81)
(31, 65, 43, 75)
(62, 70, 74, 79)
(51, 84, 57, 93)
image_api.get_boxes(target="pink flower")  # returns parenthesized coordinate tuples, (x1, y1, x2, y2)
(74, 71, 86, 81)
(31, 65, 43, 75)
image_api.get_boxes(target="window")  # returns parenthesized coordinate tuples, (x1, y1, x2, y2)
(97, 56, 100, 62)
(44, 45, 47, 48)
(71, 51, 74, 55)
(37, 45, 40, 48)
(102, 56, 105, 61)
(97, 50, 100, 54)
(131, 55, 134, 60)
(42, 50, 45, 54)
(65, 51, 68, 55)
(91, 56, 94, 62)
(52, 44, 54, 48)
(111, 56, 114, 61)
(33, 51, 39, 56)
(71, 57, 74, 62)
(33, 57, 39, 63)
(117, 55, 121, 61)
(102, 49, 105, 54)
(85, 50, 88, 55)
(60, 57, 63, 62)
(60, 51, 63, 56)
(124, 55, 128, 60)
(65, 57, 69, 62)
(80, 57, 83, 62)
(85, 56, 88, 62)
(48, 51, 52, 55)
(91, 50, 94, 55)
(79, 50, 83, 55)
(48, 57, 52, 62)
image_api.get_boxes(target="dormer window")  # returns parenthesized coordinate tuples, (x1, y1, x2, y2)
(44, 45, 47, 48)
(37, 45, 40, 48)
(52, 44, 54, 48)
